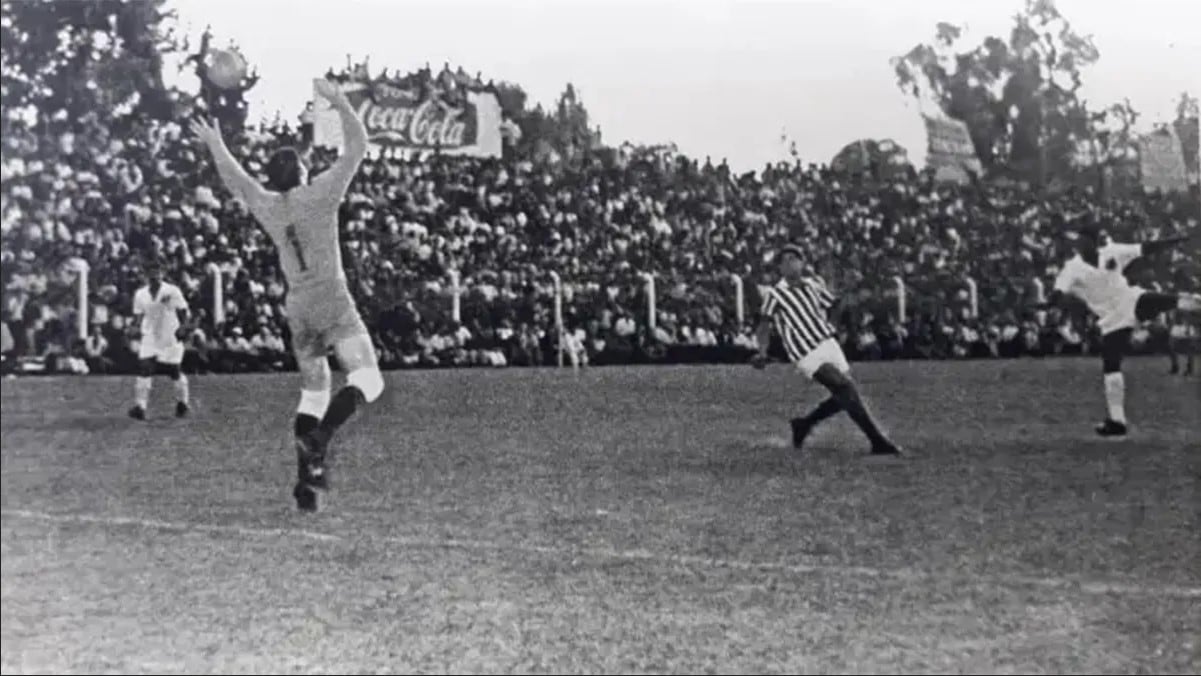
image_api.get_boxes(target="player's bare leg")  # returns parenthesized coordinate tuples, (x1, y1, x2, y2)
(294, 334, 384, 512)
(1167, 335, 1195, 375)
(128, 358, 157, 420)
(1187, 329, 1197, 376)
(1178, 299, 1200, 376)
(810, 363, 902, 456)
(1170, 334, 1196, 376)
(1168, 335, 1180, 375)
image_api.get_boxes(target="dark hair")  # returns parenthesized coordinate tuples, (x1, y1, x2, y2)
(1074, 220, 1102, 242)
(777, 244, 805, 261)
(266, 147, 304, 192)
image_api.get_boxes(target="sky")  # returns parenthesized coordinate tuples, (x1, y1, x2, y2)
(164, 0, 1201, 172)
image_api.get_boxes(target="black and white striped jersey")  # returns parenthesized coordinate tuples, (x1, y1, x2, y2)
(761, 277, 837, 361)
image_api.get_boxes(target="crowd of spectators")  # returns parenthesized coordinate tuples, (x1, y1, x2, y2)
(3, 59, 1198, 376)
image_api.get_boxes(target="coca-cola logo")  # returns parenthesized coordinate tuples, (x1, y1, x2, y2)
(354, 94, 472, 148)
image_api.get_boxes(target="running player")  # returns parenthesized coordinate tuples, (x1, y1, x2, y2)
(1047, 223, 1199, 436)
(190, 79, 384, 512)
(128, 257, 191, 420)
(751, 244, 903, 458)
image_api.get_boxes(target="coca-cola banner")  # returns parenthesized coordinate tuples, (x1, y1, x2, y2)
(311, 79, 503, 157)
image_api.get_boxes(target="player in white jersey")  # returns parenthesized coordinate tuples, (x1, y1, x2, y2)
(751, 244, 902, 458)
(1048, 224, 1200, 436)
(190, 79, 384, 512)
(1167, 311, 1197, 376)
(128, 258, 191, 420)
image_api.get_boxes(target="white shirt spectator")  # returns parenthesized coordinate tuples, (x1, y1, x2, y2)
(228, 331, 253, 353)
(615, 316, 636, 337)
(455, 325, 472, 346)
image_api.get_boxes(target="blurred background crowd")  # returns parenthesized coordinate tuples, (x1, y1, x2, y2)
(2, 1, 1197, 375)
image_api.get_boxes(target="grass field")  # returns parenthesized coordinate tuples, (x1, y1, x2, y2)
(2, 358, 1199, 674)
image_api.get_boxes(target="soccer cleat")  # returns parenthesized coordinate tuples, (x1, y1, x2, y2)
(1095, 419, 1128, 437)
(128, 405, 146, 421)
(869, 441, 904, 457)
(294, 434, 330, 489)
(293, 433, 329, 513)
(293, 482, 321, 513)
(175, 401, 189, 418)
(790, 417, 813, 451)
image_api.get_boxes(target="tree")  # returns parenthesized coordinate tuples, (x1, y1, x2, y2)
(492, 80, 527, 121)
(891, 0, 1101, 184)
(553, 83, 596, 157)
(1173, 91, 1199, 181)
(505, 83, 599, 161)
(1, 0, 186, 123)
(1070, 99, 1140, 197)
(830, 138, 912, 179)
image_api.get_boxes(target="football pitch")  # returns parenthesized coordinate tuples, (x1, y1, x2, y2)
(2, 358, 1199, 674)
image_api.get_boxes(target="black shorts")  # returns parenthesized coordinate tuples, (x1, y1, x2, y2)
(1133, 292, 1178, 323)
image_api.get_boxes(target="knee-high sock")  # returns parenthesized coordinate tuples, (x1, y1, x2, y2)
(295, 415, 320, 437)
(803, 397, 842, 427)
(314, 386, 367, 443)
(295, 389, 330, 439)
(173, 375, 189, 405)
(832, 386, 888, 446)
(1104, 372, 1126, 424)
(135, 377, 152, 409)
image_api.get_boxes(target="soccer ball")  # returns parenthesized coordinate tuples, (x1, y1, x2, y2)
(207, 49, 247, 90)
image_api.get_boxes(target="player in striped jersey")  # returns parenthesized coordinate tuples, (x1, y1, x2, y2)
(752, 244, 903, 458)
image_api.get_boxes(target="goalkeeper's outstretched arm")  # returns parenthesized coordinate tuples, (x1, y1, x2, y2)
(189, 117, 271, 209)
(311, 79, 367, 196)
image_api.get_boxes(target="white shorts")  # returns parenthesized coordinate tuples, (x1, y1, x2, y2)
(138, 339, 185, 365)
(795, 337, 851, 380)
(1097, 288, 1144, 335)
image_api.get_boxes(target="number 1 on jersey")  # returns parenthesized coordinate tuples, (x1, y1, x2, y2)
(284, 224, 309, 272)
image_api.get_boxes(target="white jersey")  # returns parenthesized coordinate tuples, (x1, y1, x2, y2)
(1053, 242, 1145, 334)
(133, 282, 188, 347)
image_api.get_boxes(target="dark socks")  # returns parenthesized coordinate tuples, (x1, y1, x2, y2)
(313, 385, 367, 443)
(294, 414, 320, 438)
(803, 397, 843, 426)
(834, 388, 888, 446)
